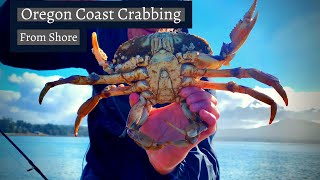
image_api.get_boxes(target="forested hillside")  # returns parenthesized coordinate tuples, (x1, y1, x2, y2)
(0, 117, 88, 136)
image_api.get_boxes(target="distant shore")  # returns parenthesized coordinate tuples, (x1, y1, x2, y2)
(0, 118, 89, 136)
(214, 138, 320, 144)
(1, 132, 49, 136)
(0, 132, 88, 137)
(1, 133, 319, 144)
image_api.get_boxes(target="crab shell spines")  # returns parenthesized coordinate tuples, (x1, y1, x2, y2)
(112, 32, 213, 69)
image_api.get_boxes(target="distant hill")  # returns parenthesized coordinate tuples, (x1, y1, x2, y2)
(215, 119, 320, 143)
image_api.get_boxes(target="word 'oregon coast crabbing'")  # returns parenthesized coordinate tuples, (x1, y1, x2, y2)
(20, 7, 183, 24)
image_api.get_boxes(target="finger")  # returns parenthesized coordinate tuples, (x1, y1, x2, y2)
(179, 87, 204, 98)
(199, 109, 217, 136)
(129, 93, 140, 107)
(185, 91, 217, 106)
(189, 101, 220, 120)
(199, 109, 217, 126)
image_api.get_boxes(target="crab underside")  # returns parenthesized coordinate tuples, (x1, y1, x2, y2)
(39, 0, 288, 150)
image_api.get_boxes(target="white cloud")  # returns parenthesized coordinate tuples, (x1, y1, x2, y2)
(8, 74, 23, 83)
(254, 86, 320, 112)
(216, 86, 320, 129)
(9, 106, 20, 113)
(0, 90, 21, 102)
(240, 119, 270, 129)
(1, 72, 91, 125)
(2, 72, 320, 131)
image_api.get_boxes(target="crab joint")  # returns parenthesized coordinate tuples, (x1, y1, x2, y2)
(115, 55, 149, 73)
(120, 67, 149, 81)
(181, 64, 196, 76)
(181, 77, 194, 87)
(134, 80, 150, 92)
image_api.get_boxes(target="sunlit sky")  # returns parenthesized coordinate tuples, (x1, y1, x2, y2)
(1, 0, 320, 91)
(0, 0, 319, 129)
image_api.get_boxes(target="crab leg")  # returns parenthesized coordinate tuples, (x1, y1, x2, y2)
(181, 65, 288, 106)
(127, 129, 166, 150)
(163, 100, 208, 147)
(74, 81, 149, 136)
(165, 120, 206, 147)
(74, 85, 131, 136)
(126, 98, 152, 130)
(126, 96, 165, 150)
(38, 68, 148, 104)
(185, 80, 277, 124)
(180, 101, 208, 137)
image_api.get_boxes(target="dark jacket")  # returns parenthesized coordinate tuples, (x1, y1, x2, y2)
(0, 1, 219, 179)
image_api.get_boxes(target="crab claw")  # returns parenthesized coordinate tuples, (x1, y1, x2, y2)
(92, 32, 108, 68)
(92, 32, 114, 74)
(230, 0, 258, 54)
(220, 0, 258, 64)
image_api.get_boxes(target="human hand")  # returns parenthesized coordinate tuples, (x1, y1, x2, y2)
(129, 87, 219, 174)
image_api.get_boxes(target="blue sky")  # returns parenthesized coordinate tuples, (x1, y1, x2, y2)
(0, 0, 320, 129)
(1, 0, 319, 91)
(189, 0, 320, 92)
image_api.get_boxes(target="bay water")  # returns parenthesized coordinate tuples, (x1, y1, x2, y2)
(0, 136, 319, 180)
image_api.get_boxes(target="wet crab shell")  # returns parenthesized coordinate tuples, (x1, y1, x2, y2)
(112, 32, 214, 67)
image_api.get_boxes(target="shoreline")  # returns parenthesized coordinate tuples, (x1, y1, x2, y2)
(1, 133, 319, 144)
(1, 132, 49, 136)
(0, 132, 87, 137)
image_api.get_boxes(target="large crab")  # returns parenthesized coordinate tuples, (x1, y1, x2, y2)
(39, 0, 288, 150)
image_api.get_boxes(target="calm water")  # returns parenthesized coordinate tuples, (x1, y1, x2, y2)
(0, 136, 320, 180)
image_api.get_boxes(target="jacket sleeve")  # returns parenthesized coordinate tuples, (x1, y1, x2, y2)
(0, 0, 91, 70)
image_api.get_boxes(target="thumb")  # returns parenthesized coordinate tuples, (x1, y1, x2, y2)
(129, 93, 140, 107)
